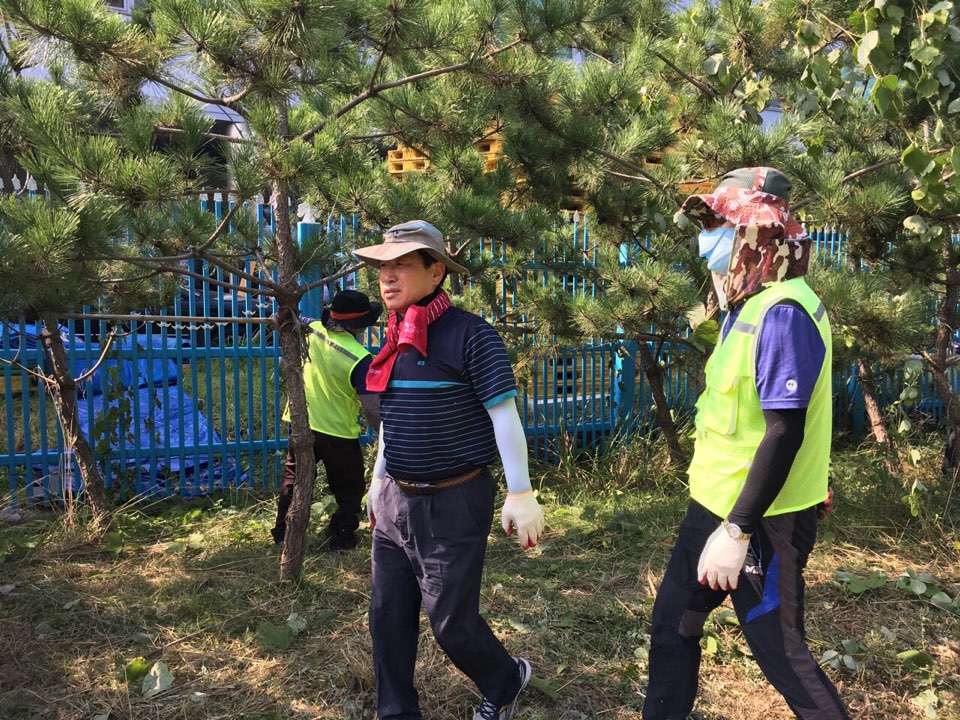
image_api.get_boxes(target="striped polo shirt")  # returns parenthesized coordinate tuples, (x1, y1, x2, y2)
(379, 306, 518, 482)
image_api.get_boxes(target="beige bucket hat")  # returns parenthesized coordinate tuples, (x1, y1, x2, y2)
(353, 220, 470, 275)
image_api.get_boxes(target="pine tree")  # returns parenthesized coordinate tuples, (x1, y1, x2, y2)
(0, 77, 226, 531)
(0, 0, 605, 577)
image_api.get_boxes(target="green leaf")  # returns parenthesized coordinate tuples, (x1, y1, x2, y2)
(286, 612, 307, 634)
(186, 532, 205, 550)
(916, 77, 940, 98)
(130, 632, 152, 646)
(885, 4, 905, 21)
(929, 591, 956, 610)
(903, 215, 930, 234)
(913, 44, 941, 65)
(857, 31, 880, 66)
(948, 97, 960, 114)
(257, 622, 294, 651)
(692, 319, 720, 347)
(902, 145, 936, 176)
(951, 147, 960, 177)
(165, 541, 186, 554)
(703, 53, 726, 77)
(911, 689, 939, 719)
(909, 577, 928, 595)
(125, 656, 151, 683)
(701, 634, 719, 655)
(842, 654, 861, 670)
(527, 675, 560, 700)
(841, 638, 860, 654)
(141, 661, 174, 698)
(898, 649, 935, 668)
(836, 570, 886, 593)
(103, 532, 123, 554)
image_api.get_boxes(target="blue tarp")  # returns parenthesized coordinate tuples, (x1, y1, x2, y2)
(14, 323, 248, 499)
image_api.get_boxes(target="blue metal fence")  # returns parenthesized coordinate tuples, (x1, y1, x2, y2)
(1, 200, 956, 507)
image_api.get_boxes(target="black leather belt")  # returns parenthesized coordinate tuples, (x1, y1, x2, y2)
(393, 467, 484, 496)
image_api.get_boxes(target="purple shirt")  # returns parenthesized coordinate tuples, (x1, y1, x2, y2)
(722, 302, 825, 410)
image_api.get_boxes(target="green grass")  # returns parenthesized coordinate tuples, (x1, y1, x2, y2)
(0, 441, 958, 720)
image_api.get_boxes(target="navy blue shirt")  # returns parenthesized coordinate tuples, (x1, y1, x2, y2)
(723, 301, 826, 410)
(379, 307, 518, 482)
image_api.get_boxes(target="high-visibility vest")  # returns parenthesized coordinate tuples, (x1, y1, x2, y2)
(283, 323, 370, 439)
(688, 277, 832, 518)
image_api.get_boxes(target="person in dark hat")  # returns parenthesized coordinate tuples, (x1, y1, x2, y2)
(270, 289, 381, 551)
(644, 168, 850, 719)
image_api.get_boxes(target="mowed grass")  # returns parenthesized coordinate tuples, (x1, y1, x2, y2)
(0, 441, 958, 720)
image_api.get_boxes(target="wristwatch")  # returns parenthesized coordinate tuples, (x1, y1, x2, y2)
(722, 519, 751, 541)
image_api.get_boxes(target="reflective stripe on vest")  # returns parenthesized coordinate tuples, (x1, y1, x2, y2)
(283, 323, 370, 439)
(688, 277, 832, 518)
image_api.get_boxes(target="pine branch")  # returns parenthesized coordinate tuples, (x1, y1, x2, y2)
(7, 10, 245, 109)
(154, 126, 252, 144)
(194, 197, 248, 253)
(654, 51, 718, 100)
(299, 38, 524, 143)
(298, 262, 365, 295)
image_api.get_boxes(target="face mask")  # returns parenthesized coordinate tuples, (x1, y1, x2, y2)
(698, 226, 735, 275)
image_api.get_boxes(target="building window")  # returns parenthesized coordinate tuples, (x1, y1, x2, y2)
(106, 0, 134, 14)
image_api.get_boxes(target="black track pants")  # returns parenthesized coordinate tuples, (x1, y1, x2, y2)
(644, 500, 851, 720)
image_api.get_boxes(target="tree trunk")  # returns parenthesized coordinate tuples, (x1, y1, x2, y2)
(636, 340, 684, 465)
(856, 359, 889, 446)
(927, 241, 960, 480)
(856, 358, 900, 474)
(275, 106, 319, 582)
(40, 314, 112, 532)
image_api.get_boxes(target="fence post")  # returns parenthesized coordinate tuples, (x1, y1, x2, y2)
(296, 221, 326, 318)
(613, 340, 638, 435)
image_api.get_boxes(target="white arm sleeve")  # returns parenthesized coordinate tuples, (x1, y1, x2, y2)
(486, 398, 532, 494)
(373, 431, 387, 480)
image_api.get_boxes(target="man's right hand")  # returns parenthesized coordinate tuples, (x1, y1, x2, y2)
(367, 477, 383, 530)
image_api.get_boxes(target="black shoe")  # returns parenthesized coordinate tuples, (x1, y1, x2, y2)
(327, 530, 358, 552)
(270, 526, 284, 545)
(474, 657, 531, 720)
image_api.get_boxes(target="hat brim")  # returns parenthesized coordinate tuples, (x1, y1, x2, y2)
(353, 241, 470, 275)
(321, 301, 382, 330)
(680, 189, 807, 241)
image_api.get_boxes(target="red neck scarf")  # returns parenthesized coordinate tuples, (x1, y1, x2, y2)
(366, 290, 451, 393)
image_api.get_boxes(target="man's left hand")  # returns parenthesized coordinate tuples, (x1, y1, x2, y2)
(501, 491, 544, 550)
(697, 524, 749, 591)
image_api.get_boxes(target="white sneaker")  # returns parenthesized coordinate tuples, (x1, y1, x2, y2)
(474, 657, 532, 720)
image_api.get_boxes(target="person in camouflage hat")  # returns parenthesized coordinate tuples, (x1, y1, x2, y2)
(644, 168, 850, 720)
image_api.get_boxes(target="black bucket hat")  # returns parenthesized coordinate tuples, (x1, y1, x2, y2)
(321, 290, 382, 330)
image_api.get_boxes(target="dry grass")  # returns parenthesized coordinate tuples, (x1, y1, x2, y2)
(0, 446, 958, 720)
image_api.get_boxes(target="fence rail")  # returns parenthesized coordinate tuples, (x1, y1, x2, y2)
(2, 201, 957, 507)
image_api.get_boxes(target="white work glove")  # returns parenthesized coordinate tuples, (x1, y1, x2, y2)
(367, 434, 387, 530)
(501, 491, 545, 550)
(367, 477, 383, 530)
(697, 524, 750, 591)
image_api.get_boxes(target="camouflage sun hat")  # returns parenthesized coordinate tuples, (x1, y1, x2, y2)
(679, 167, 807, 241)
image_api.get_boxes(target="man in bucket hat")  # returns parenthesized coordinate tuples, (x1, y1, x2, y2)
(270, 289, 381, 551)
(644, 168, 851, 719)
(355, 220, 544, 720)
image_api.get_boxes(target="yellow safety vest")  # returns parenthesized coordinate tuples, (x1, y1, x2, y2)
(283, 322, 370, 439)
(688, 277, 832, 518)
